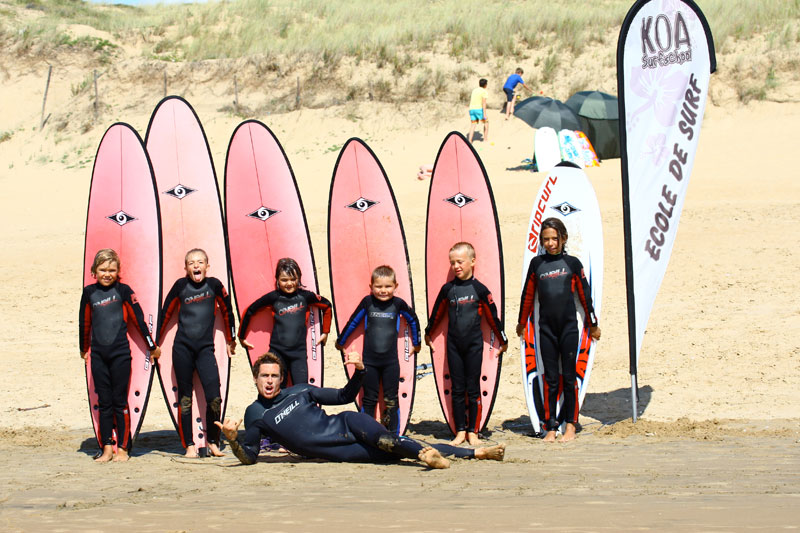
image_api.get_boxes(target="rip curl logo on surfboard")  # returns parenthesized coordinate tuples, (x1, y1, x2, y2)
(346, 197, 378, 212)
(550, 202, 580, 216)
(444, 193, 475, 208)
(106, 211, 137, 226)
(162, 184, 197, 200)
(247, 206, 281, 221)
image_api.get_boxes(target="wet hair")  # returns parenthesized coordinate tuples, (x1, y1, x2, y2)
(274, 257, 305, 289)
(91, 248, 120, 276)
(540, 217, 568, 252)
(515, 67, 524, 74)
(252, 352, 285, 379)
(371, 265, 397, 284)
(449, 241, 476, 259)
(479, 78, 488, 88)
(185, 248, 208, 263)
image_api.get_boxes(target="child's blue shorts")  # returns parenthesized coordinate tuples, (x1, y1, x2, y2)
(469, 109, 486, 122)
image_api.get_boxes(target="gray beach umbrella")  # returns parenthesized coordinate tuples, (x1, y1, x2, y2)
(564, 90, 620, 160)
(565, 90, 619, 120)
(513, 96, 581, 131)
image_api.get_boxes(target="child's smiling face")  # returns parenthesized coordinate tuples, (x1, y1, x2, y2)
(95, 260, 119, 287)
(185, 251, 210, 283)
(370, 275, 398, 301)
(449, 248, 475, 280)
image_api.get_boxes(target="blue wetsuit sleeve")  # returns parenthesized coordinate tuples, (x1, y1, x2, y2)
(338, 297, 369, 345)
(79, 287, 91, 353)
(239, 292, 276, 340)
(396, 297, 421, 346)
(308, 368, 366, 405)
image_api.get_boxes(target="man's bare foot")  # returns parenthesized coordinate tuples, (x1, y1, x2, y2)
(184, 445, 198, 458)
(418, 446, 450, 469)
(475, 443, 505, 461)
(208, 442, 226, 457)
(450, 431, 467, 446)
(543, 430, 557, 442)
(95, 445, 114, 462)
(560, 423, 577, 443)
(467, 432, 481, 446)
(112, 448, 130, 462)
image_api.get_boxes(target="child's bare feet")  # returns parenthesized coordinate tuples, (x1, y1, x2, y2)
(208, 442, 226, 457)
(543, 430, 557, 442)
(475, 443, 505, 461)
(559, 423, 577, 443)
(450, 431, 467, 446)
(184, 445, 198, 458)
(95, 445, 114, 462)
(467, 432, 481, 446)
(418, 446, 450, 469)
(111, 448, 130, 462)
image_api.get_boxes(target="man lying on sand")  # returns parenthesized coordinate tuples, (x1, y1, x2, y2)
(216, 352, 505, 468)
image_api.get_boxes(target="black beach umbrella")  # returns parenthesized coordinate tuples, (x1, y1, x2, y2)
(565, 90, 620, 160)
(513, 96, 581, 131)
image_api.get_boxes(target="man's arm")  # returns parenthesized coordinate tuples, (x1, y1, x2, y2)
(309, 352, 366, 405)
(215, 417, 260, 465)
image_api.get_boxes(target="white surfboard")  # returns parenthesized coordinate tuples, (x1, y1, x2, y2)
(534, 127, 561, 173)
(558, 129, 584, 167)
(520, 162, 603, 435)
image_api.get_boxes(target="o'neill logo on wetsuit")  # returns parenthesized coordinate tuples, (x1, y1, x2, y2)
(278, 303, 303, 316)
(540, 268, 567, 280)
(346, 197, 378, 212)
(444, 193, 475, 208)
(274, 399, 300, 424)
(248, 206, 280, 221)
(93, 295, 118, 307)
(450, 295, 475, 306)
(163, 184, 197, 200)
(184, 291, 212, 304)
(550, 202, 580, 216)
(107, 211, 137, 226)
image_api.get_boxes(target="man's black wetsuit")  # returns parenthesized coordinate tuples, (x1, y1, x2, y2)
(229, 369, 476, 464)
(337, 295, 421, 432)
(426, 277, 507, 433)
(79, 281, 156, 449)
(518, 252, 597, 430)
(158, 276, 235, 448)
(238, 289, 332, 386)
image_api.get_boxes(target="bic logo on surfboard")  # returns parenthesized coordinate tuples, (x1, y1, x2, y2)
(444, 193, 475, 208)
(346, 197, 378, 212)
(162, 184, 197, 200)
(106, 211, 137, 226)
(247, 206, 281, 221)
(550, 202, 580, 216)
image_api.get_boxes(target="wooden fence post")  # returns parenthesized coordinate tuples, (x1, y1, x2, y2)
(40, 65, 52, 130)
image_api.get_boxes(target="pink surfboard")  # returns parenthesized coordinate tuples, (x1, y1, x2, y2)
(225, 120, 324, 385)
(83, 123, 160, 450)
(328, 138, 417, 435)
(425, 131, 504, 436)
(145, 96, 230, 455)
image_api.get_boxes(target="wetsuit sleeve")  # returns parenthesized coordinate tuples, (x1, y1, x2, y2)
(518, 257, 538, 326)
(229, 420, 263, 465)
(211, 278, 236, 342)
(396, 297, 422, 346)
(79, 287, 92, 353)
(567, 256, 598, 327)
(238, 292, 277, 340)
(305, 290, 333, 334)
(120, 284, 156, 350)
(476, 281, 508, 344)
(308, 368, 366, 405)
(337, 296, 369, 346)
(157, 279, 183, 344)
(425, 284, 450, 337)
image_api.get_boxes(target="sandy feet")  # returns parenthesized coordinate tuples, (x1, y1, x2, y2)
(418, 446, 450, 469)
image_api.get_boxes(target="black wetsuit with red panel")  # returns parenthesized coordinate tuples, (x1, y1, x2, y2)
(228, 369, 476, 464)
(425, 277, 507, 433)
(518, 252, 597, 431)
(158, 277, 235, 447)
(79, 281, 156, 449)
(238, 289, 332, 386)
(337, 295, 421, 433)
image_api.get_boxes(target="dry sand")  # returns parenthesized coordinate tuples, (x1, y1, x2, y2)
(1, 49, 800, 530)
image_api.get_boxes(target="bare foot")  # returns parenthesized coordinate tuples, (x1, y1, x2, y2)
(184, 445, 198, 458)
(450, 431, 467, 446)
(94, 445, 114, 462)
(418, 446, 450, 469)
(559, 423, 577, 443)
(466, 432, 481, 446)
(112, 448, 130, 462)
(475, 443, 505, 461)
(543, 430, 557, 442)
(208, 442, 226, 457)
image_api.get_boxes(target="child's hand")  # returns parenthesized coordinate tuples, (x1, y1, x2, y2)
(343, 351, 365, 371)
(214, 417, 242, 442)
(335, 342, 344, 351)
(227, 341, 237, 357)
(497, 343, 508, 355)
(413, 344, 421, 354)
(150, 346, 161, 360)
(240, 338, 254, 350)
(590, 326, 601, 341)
(424, 334, 433, 352)
(515, 324, 525, 337)
(80, 351, 88, 361)
(317, 333, 328, 346)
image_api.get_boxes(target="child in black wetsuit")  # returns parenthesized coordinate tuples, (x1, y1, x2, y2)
(335, 265, 421, 434)
(516, 217, 601, 443)
(425, 242, 508, 446)
(158, 248, 236, 458)
(79, 248, 161, 462)
(238, 257, 332, 386)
